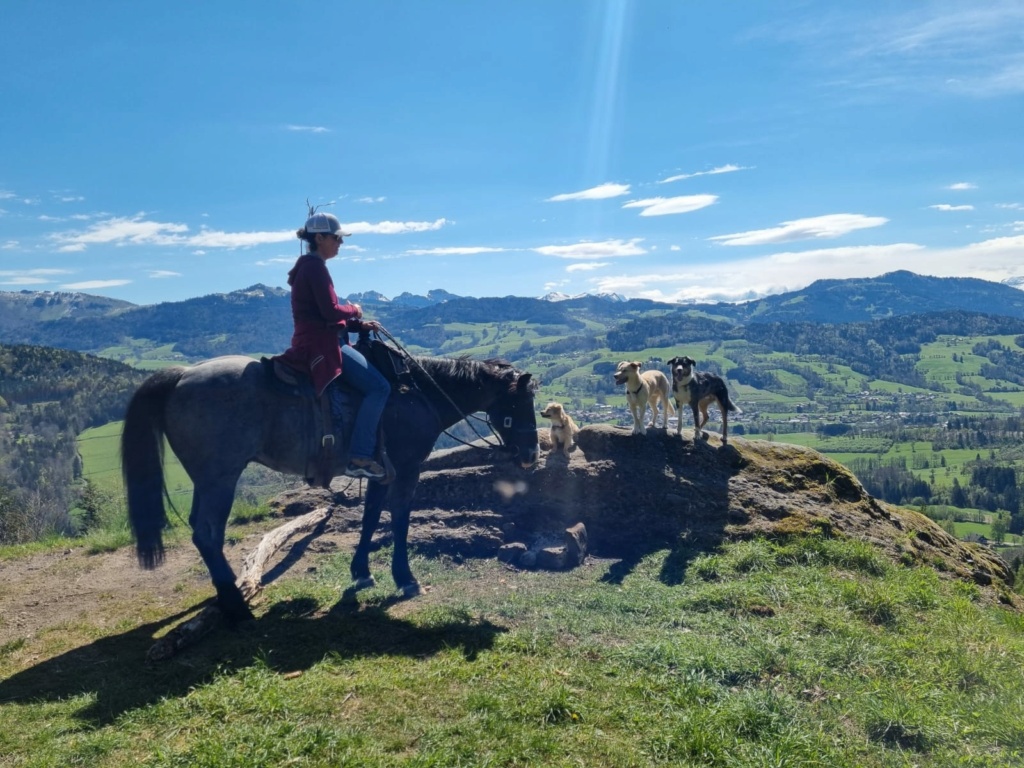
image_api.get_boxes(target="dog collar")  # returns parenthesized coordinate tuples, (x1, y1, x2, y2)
(629, 385, 642, 395)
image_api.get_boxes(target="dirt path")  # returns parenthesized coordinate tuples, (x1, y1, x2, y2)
(0, 516, 364, 648)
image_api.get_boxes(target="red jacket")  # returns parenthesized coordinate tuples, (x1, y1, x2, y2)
(278, 254, 362, 396)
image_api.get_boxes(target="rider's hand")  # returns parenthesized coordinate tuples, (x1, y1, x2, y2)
(352, 303, 363, 319)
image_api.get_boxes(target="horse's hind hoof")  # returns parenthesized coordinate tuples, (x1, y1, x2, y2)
(217, 586, 255, 625)
(352, 576, 376, 592)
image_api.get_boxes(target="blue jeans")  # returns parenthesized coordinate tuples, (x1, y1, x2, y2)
(337, 343, 391, 460)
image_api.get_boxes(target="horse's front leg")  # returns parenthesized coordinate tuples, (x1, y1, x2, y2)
(350, 480, 388, 590)
(389, 469, 423, 597)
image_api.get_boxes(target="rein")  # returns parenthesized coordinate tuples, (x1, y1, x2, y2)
(372, 327, 509, 452)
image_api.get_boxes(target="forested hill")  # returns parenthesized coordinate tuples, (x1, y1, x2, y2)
(727, 271, 1024, 324)
(0, 345, 146, 545)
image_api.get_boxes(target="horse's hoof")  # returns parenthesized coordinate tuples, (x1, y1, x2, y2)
(352, 576, 376, 592)
(399, 582, 425, 599)
(216, 586, 255, 625)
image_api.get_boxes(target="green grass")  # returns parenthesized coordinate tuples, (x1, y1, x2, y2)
(78, 421, 195, 516)
(1, 535, 1022, 766)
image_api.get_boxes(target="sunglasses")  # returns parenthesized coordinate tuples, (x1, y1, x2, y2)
(323, 233, 343, 243)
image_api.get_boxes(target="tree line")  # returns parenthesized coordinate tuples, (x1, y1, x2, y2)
(0, 344, 145, 544)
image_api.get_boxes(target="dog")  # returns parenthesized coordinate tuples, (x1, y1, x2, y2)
(540, 401, 580, 457)
(667, 355, 742, 444)
(613, 360, 675, 435)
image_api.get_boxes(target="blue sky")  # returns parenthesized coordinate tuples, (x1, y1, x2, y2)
(1, 1, 1023, 307)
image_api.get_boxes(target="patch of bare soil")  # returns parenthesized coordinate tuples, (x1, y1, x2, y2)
(0, 497, 363, 648)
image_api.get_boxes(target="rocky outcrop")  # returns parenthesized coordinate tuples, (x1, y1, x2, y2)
(272, 425, 1018, 602)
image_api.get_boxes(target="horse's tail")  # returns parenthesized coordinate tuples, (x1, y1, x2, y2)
(121, 367, 185, 569)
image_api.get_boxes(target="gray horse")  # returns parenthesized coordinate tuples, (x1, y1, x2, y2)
(121, 352, 539, 622)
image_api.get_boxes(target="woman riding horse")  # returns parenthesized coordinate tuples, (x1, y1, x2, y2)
(122, 348, 539, 623)
(278, 210, 390, 481)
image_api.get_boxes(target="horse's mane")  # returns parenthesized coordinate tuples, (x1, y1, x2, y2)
(412, 354, 524, 387)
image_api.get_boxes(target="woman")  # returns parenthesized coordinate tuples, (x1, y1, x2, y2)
(279, 211, 391, 480)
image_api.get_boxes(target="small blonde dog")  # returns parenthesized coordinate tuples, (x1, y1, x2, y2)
(540, 401, 580, 456)
(613, 361, 675, 435)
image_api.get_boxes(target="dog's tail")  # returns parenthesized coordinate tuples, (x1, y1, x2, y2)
(725, 395, 742, 414)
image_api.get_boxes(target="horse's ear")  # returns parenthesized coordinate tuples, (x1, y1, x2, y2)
(517, 372, 533, 392)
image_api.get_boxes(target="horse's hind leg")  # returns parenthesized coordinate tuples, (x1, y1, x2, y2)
(191, 479, 254, 623)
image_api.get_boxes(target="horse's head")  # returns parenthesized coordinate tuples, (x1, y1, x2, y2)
(487, 370, 539, 469)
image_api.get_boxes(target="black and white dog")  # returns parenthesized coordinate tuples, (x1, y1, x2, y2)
(666, 356, 742, 444)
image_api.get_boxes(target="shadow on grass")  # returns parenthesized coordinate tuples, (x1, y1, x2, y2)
(0, 589, 505, 727)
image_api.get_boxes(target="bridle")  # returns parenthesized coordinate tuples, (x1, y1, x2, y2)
(372, 327, 534, 455)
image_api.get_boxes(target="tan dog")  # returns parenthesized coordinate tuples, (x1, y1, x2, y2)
(613, 361, 675, 435)
(540, 401, 580, 456)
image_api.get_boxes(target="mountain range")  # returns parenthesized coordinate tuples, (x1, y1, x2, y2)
(2, 270, 1024, 360)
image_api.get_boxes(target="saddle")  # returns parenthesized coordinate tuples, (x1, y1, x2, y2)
(261, 336, 413, 489)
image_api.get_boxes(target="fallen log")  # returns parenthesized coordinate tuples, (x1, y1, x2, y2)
(146, 506, 333, 662)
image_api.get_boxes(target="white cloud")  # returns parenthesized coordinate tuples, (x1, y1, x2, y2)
(50, 214, 448, 252)
(546, 183, 631, 202)
(148, 270, 181, 278)
(566, 262, 610, 272)
(187, 229, 295, 248)
(997, 203, 1023, 210)
(405, 246, 506, 256)
(670, 245, 681, 251)
(356, 196, 387, 204)
(930, 204, 975, 211)
(623, 194, 718, 217)
(588, 234, 1024, 304)
(0, 190, 16, 200)
(750, 6, 1024, 97)
(0, 268, 72, 286)
(534, 238, 646, 260)
(256, 257, 298, 266)
(57, 216, 191, 248)
(947, 182, 977, 190)
(2, 240, 18, 249)
(346, 218, 449, 235)
(286, 124, 329, 133)
(710, 213, 888, 246)
(0, 276, 53, 286)
(60, 279, 132, 290)
(58, 195, 85, 202)
(658, 164, 752, 184)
